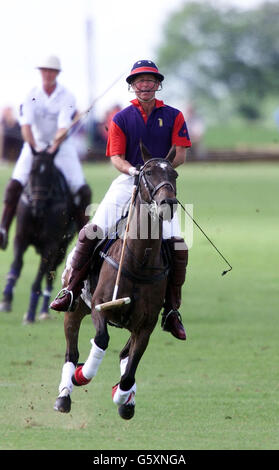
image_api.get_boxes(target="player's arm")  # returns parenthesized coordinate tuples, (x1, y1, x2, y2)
(47, 94, 77, 153)
(107, 120, 137, 176)
(21, 124, 36, 149)
(172, 146, 187, 168)
(110, 154, 137, 176)
(47, 128, 68, 153)
(171, 111, 191, 168)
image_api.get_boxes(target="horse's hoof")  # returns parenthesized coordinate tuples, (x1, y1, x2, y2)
(118, 404, 135, 420)
(22, 313, 35, 325)
(54, 395, 71, 413)
(39, 312, 52, 321)
(0, 301, 12, 312)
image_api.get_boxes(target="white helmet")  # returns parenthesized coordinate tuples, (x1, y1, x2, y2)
(37, 55, 62, 71)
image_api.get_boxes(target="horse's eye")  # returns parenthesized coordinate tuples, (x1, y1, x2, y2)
(146, 170, 152, 176)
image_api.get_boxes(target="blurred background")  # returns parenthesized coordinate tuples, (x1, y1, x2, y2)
(1, 0, 279, 163)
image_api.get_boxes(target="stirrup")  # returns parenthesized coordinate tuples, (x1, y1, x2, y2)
(52, 288, 74, 310)
(161, 309, 182, 330)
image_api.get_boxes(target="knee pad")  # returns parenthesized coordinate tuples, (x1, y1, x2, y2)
(74, 184, 92, 211)
(71, 224, 103, 269)
(166, 236, 188, 286)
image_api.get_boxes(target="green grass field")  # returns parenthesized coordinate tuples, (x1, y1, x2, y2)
(203, 121, 279, 149)
(0, 159, 278, 451)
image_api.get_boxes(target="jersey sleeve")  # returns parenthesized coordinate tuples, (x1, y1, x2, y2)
(19, 92, 35, 126)
(172, 111, 192, 147)
(57, 92, 77, 129)
(106, 119, 127, 157)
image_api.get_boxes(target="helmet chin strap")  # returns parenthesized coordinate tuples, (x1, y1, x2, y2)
(134, 87, 162, 103)
(128, 83, 162, 101)
(137, 94, 156, 103)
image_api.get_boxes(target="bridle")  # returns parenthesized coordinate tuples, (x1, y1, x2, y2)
(136, 158, 177, 206)
(29, 158, 54, 205)
(99, 158, 175, 292)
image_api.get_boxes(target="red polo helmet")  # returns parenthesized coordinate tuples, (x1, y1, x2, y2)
(126, 60, 164, 84)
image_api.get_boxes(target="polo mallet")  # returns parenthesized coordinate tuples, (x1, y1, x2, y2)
(95, 175, 139, 312)
(55, 71, 127, 146)
(177, 199, 232, 275)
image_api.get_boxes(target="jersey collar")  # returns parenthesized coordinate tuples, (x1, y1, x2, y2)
(131, 98, 165, 109)
(131, 98, 165, 122)
(40, 82, 61, 99)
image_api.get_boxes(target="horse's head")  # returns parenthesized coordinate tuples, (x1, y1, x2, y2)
(138, 142, 178, 222)
(28, 147, 57, 217)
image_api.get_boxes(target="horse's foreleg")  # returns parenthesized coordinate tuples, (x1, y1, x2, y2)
(39, 275, 53, 320)
(0, 238, 26, 312)
(24, 257, 48, 323)
(0, 268, 20, 312)
(112, 330, 151, 419)
(54, 301, 86, 413)
(118, 337, 131, 385)
(119, 337, 132, 362)
(72, 309, 109, 386)
(120, 330, 151, 391)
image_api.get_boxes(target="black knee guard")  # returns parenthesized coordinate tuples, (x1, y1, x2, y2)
(71, 224, 102, 270)
(3, 179, 23, 205)
(166, 236, 188, 287)
(73, 184, 92, 229)
(1, 179, 23, 228)
(74, 184, 92, 213)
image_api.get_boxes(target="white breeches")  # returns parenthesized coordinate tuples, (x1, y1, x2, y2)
(12, 141, 85, 194)
(92, 173, 181, 239)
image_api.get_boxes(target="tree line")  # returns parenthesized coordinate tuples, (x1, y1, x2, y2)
(157, 1, 279, 120)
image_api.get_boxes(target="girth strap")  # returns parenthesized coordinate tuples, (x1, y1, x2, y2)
(99, 251, 169, 284)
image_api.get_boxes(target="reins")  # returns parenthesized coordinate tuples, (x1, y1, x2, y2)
(136, 159, 232, 276)
(98, 159, 175, 296)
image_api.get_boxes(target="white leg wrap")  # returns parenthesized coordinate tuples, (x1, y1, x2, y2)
(82, 339, 106, 380)
(120, 356, 129, 376)
(113, 383, 136, 406)
(58, 361, 76, 395)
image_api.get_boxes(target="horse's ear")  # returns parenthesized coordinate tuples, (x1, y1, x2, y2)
(165, 145, 176, 164)
(140, 139, 152, 163)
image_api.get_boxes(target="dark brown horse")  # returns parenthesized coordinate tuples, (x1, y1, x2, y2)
(54, 144, 179, 419)
(0, 147, 76, 323)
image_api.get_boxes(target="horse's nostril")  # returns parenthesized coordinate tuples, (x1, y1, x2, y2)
(159, 198, 177, 207)
(158, 199, 178, 221)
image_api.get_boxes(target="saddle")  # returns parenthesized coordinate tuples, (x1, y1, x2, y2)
(90, 229, 171, 286)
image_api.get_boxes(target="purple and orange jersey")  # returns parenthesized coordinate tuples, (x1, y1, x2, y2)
(106, 99, 191, 166)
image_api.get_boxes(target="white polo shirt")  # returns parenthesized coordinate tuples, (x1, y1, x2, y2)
(13, 83, 85, 194)
(19, 83, 76, 148)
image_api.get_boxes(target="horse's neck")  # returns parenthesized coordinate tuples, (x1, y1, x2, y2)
(126, 201, 163, 269)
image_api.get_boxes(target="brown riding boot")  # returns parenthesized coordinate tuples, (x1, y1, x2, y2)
(73, 184, 92, 230)
(50, 223, 102, 312)
(0, 179, 23, 250)
(161, 237, 188, 340)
